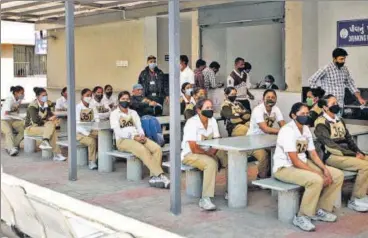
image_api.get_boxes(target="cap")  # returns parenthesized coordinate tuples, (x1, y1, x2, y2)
(133, 84, 143, 90)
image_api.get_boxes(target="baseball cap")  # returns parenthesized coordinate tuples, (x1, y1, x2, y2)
(133, 84, 143, 90)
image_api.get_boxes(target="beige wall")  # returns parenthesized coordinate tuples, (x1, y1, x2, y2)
(47, 20, 145, 91)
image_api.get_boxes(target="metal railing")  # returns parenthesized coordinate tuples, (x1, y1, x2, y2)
(14, 61, 47, 77)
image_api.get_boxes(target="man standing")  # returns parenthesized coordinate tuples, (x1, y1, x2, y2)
(180, 55, 195, 87)
(194, 59, 206, 89)
(138, 55, 168, 106)
(202, 61, 222, 90)
(308, 48, 366, 107)
(227, 57, 254, 111)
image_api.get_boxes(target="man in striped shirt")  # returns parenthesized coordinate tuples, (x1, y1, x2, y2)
(308, 48, 366, 107)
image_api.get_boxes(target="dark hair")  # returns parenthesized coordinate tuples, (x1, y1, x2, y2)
(209, 61, 220, 70)
(180, 55, 189, 65)
(93, 86, 103, 93)
(193, 87, 205, 97)
(81, 88, 91, 96)
(234, 57, 244, 64)
(308, 87, 325, 98)
(196, 59, 206, 68)
(33, 87, 46, 96)
(104, 84, 112, 91)
(224, 86, 236, 95)
(263, 89, 277, 98)
(61, 87, 67, 95)
(10, 85, 24, 94)
(195, 98, 212, 112)
(118, 91, 131, 100)
(289, 102, 308, 119)
(147, 55, 156, 61)
(244, 62, 252, 71)
(265, 75, 275, 83)
(318, 94, 336, 108)
(332, 48, 348, 58)
(181, 82, 191, 93)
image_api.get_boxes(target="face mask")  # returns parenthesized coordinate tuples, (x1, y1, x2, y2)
(265, 82, 271, 88)
(228, 96, 237, 102)
(18, 94, 24, 100)
(119, 101, 130, 108)
(265, 100, 276, 107)
(201, 109, 214, 118)
(296, 116, 310, 126)
(185, 88, 193, 96)
(95, 95, 103, 101)
(329, 105, 340, 114)
(306, 98, 314, 107)
(148, 63, 157, 70)
(106, 91, 113, 97)
(335, 62, 345, 69)
(40, 96, 48, 103)
(83, 97, 92, 103)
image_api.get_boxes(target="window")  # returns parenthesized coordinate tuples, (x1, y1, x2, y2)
(13, 45, 47, 77)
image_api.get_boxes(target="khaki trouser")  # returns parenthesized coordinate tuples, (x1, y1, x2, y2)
(182, 150, 228, 198)
(231, 124, 249, 137)
(249, 149, 269, 178)
(25, 121, 60, 154)
(326, 155, 368, 199)
(274, 160, 344, 217)
(77, 130, 98, 162)
(117, 138, 164, 177)
(1, 119, 24, 150)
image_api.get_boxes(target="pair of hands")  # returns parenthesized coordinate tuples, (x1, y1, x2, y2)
(356, 152, 365, 160)
(48, 115, 58, 121)
(206, 148, 217, 157)
(358, 97, 366, 106)
(317, 168, 333, 187)
(134, 135, 147, 144)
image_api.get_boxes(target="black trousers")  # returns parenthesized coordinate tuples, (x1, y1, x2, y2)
(237, 99, 251, 113)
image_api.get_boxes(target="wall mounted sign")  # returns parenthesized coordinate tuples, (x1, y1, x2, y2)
(337, 19, 368, 47)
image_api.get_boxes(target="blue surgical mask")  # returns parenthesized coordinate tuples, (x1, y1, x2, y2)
(185, 88, 193, 96)
(149, 63, 157, 70)
(40, 96, 48, 103)
(18, 94, 24, 100)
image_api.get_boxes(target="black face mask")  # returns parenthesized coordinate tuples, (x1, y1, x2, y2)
(95, 95, 103, 101)
(201, 109, 214, 118)
(335, 62, 345, 69)
(106, 92, 113, 97)
(266, 100, 276, 107)
(296, 116, 310, 126)
(228, 96, 237, 102)
(329, 105, 341, 114)
(119, 101, 130, 108)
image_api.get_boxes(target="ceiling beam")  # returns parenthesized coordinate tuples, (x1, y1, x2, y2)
(1, 12, 39, 19)
(0, 1, 46, 12)
(14, 3, 64, 15)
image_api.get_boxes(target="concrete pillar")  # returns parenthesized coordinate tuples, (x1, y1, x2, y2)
(143, 16, 158, 59)
(284, 2, 303, 92)
(191, 10, 200, 69)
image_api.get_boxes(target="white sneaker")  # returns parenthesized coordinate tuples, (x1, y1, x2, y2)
(159, 174, 170, 189)
(293, 216, 315, 232)
(39, 140, 52, 150)
(148, 176, 164, 188)
(8, 148, 19, 156)
(348, 198, 368, 212)
(53, 154, 67, 161)
(354, 196, 368, 209)
(88, 161, 98, 170)
(199, 197, 216, 211)
(311, 209, 337, 222)
(224, 192, 228, 200)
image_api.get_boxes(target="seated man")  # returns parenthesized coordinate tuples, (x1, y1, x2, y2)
(131, 84, 162, 117)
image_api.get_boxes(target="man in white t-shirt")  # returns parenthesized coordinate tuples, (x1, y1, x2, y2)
(180, 55, 195, 87)
(246, 89, 286, 178)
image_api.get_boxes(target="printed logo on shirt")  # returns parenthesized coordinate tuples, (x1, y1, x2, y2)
(264, 113, 276, 127)
(296, 139, 308, 153)
(11, 105, 19, 113)
(233, 103, 245, 115)
(96, 106, 109, 113)
(80, 109, 94, 122)
(38, 108, 48, 120)
(119, 115, 134, 128)
(331, 122, 346, 139)
(200, 133, 213, 141)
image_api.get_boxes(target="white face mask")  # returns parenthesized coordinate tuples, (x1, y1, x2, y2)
(83, 97, 92, 103)
(265, 82, 271, 88)
(185, 88, 193, 96)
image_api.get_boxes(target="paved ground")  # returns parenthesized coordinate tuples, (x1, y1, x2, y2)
(1, 130, 368, 237)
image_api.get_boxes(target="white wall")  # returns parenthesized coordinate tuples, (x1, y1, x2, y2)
(1, 21, 35, 45)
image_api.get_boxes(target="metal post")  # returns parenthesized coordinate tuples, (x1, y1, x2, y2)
(65, 0, 77, 181)
(168, 0, 181, 215)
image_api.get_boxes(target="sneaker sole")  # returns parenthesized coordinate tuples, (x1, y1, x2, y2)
(149, 181, 165, 189)
(200, 206, 217, 211)
(348, 204, 368, 212)
(293, 220, 315, 232)
(311, 217, 337, 222)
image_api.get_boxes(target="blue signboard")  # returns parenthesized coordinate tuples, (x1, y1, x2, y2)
(337, 19, 368, 47)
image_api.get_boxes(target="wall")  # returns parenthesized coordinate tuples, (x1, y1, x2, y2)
(1, 21, 35, 45)
(47, 20, 145, 91)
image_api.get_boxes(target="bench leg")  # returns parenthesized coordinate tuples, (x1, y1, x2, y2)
(185, 170, 203, 197)
(278, 190, 300, 224)
(24, 138, 36, 154)
(127, 157, 143, 181)
(77, 147, 88, 167)
(98, 130, 113, 173)
(42, 149, 53, 160)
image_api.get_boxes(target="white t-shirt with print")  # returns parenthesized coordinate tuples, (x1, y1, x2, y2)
(247, 103, 284, 136)
(273, 120, 315, 173)
(1, 94, 22, 120)
(110, 108, 144, 141)
(181, 115, 220, 160)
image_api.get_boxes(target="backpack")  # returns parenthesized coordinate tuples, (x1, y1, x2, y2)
(141, 115, 165, 147)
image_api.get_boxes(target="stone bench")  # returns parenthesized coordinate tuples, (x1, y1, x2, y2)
(106, 144, 170, 181)
(252, 170, 358, 224)
(162, 161, 202, 197)
(56, 140, 88, 166)
(24, 133, 68, 159)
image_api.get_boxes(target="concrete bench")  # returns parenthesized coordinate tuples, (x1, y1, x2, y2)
(106, 144, 170, 181)
(252, 170, 358, 224)
(162, 161, 202, 197)
(56, 140, 88, 166)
